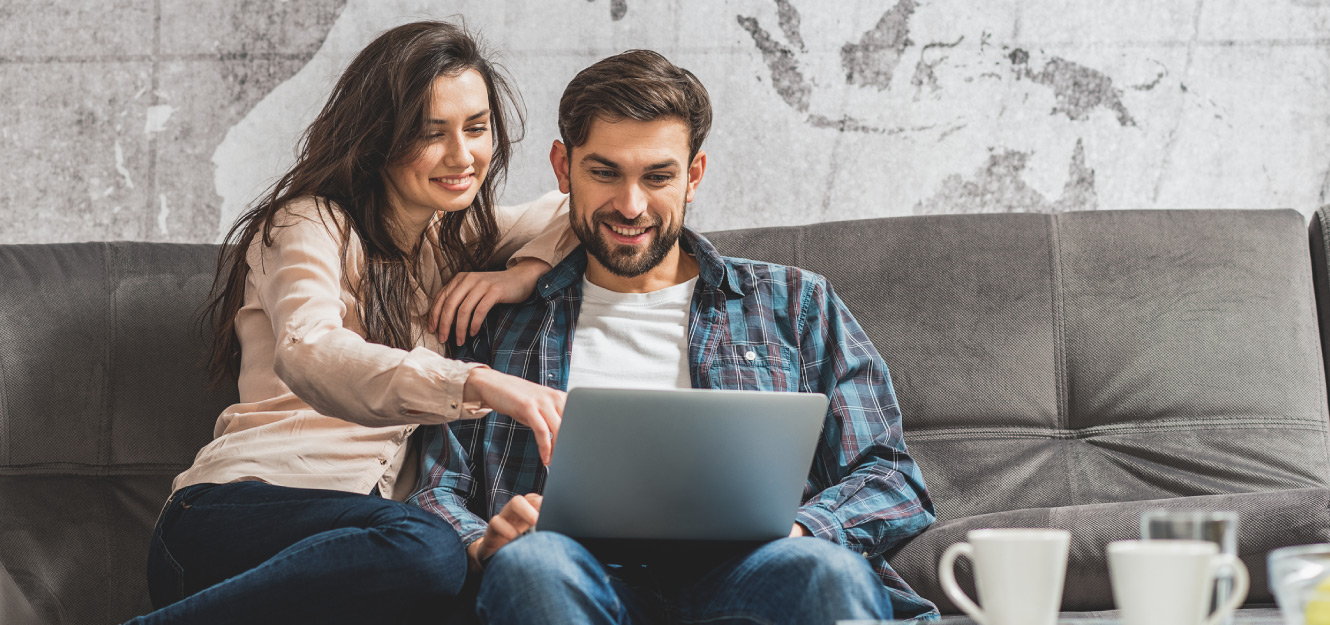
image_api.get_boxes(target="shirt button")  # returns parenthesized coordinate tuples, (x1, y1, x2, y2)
(547, 373, 555, 379)
(377, 457, 388, 465)
(450, 401, 458, 409)
(406, 426, 416, 435)
(744, 350, 757, 361)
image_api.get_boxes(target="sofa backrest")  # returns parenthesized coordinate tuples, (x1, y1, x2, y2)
(0, 243, 233, 624)
(707, 209, 1330, 523)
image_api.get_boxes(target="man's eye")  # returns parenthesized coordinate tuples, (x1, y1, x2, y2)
(591, 170, 617, 180)
(647, 174, 673, 184)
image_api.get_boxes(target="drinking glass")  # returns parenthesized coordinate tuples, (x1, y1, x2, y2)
(1269, 544, 1330, 625)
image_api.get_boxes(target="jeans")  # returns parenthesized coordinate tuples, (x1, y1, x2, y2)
(476, 532, 893, 625)
(124, 481, 468, 625)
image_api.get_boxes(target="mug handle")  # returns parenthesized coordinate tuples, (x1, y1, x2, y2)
(939, 542, 987, 625)
(1202, 554, 1249, 625)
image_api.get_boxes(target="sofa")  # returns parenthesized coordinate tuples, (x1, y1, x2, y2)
(3, 207, 1329, 624)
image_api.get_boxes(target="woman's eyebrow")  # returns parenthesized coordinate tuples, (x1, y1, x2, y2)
(428, 109, 491, 125)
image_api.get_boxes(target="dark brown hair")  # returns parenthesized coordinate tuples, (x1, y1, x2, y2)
(557, 49, 712, 161)
(202, 20, 524, 386)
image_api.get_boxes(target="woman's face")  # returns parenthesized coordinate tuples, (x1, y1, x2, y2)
(384, 69, 494, 225)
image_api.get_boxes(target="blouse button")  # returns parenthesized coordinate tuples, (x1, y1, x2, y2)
(450, 401, 458, 409)
(744, 350, 757, 361)
(377, 457, 388, 465)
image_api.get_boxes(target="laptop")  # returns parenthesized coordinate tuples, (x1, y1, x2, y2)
(535, 387, 828, 562)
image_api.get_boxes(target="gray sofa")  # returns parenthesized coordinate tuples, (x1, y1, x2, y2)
(4, 207, 1330, 624)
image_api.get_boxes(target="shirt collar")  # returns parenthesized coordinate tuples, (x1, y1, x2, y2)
(537, 228, 741, 299)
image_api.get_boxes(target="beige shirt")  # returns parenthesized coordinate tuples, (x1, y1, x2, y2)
(173, 191, 575, 501)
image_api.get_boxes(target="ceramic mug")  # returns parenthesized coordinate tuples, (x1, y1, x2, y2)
(938, 528, 1071, 625)
(1108, 539, 1249, 625)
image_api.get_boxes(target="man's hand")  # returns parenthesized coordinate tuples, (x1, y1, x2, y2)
(789, 522, 811, 538)
(468, 493, 542, 571)
(430, 258, 552, 346)
(462, 367, 565, 465)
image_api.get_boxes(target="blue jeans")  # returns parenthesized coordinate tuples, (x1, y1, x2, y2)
(124, 481, 468, 625)
(476, 532, 893, 625)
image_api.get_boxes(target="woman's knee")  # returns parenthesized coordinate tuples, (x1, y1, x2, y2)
(376, 506, 468, 597)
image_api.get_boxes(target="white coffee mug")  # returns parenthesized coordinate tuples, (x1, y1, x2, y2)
(938, 528, 1071, 625)
(1108, 539, 1250, 625)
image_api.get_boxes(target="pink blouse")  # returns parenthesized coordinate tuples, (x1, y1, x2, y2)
(173, 191, 575, 501)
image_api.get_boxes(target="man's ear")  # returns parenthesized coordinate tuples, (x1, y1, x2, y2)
(684, 149, 707, 203)
(550, 140, 572, 194)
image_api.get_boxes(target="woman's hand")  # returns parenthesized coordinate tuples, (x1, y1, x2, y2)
(463, 367, 565, 465)
(429, 258, 551, 346)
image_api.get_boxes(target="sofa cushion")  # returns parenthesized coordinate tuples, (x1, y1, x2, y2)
(708, 210, 1330, 523)
(889, 488, 1330, 613)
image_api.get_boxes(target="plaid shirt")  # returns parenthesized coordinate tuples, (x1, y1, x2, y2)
(411, 229, 938, 619)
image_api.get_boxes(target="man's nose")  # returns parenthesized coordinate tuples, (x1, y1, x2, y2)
(614, 183, 648, 220)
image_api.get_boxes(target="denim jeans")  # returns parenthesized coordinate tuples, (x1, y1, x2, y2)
(475, 532, 893, 625)
(124, 481, 468, 625)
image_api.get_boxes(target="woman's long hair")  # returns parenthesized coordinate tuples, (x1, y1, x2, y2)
(202, 21, 524, 386)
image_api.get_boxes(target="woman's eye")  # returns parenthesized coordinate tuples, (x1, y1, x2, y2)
(467, 125, 489, 135)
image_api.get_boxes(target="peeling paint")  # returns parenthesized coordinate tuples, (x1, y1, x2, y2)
(914, 140, 1098, 214)
(1011, 50, 1136, 126)
(841, 0, 917, 91)
(114, 141, 135, 189)
(1055, 139, 1098, 212)
(144, 105, 176, 134)
(158, 194, 170, 236)
(737, 15, 811, 112)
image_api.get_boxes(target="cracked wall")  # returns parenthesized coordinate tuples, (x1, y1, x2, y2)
(3, 0, 1328, 242)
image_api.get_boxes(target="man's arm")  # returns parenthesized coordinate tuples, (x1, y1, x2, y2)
(792, 278, 936, 558)
(408, 321, 498, 554)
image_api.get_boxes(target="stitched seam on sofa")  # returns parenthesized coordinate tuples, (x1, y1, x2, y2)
(100, 242, 113, 466)
(1307, 208, 1330, 477)
(0, 293, 9, 466)
(0, 463, 192, 476)
(1049, 213, 1081, 507)
(905, 418, 1328, 441)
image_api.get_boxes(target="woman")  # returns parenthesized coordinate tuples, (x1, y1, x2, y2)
(125, 21, 572, 625)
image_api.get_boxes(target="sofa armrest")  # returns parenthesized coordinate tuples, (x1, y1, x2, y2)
(888, 488, 1330, 613)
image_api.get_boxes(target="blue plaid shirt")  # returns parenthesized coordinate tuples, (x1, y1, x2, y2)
(411, 229, 937, 619)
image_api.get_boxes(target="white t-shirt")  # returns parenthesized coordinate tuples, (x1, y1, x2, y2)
(567, 276, 698, 390)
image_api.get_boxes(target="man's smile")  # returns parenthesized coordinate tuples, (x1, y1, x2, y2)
(601, 222, 655, 244)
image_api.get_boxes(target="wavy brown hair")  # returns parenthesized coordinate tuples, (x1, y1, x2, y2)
(202, 20, 524, 386)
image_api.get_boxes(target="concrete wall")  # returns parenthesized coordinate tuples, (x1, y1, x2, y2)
(3, 0, 1328, 244)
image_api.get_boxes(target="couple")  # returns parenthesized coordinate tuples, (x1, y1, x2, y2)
(127, 20, 935, 625)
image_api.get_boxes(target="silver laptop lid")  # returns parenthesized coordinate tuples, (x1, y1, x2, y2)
(536, 387, 827, 542)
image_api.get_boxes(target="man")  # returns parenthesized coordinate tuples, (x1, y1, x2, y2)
(411, 50, 937, 623)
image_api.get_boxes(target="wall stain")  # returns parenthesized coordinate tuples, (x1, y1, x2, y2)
(841, 0, 917, 91)
(775, 0, 805, 52)
(912, 35, 964, 95)
(586, 0, 627, 21)
(737, 14, 811, 112)
(914, 139, 1098, 214)
(1010, 49, 1135, 126)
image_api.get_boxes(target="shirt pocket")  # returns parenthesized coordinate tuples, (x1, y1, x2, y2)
(706, 342, 799, 392)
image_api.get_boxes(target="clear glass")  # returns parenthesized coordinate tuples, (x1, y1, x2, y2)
(1269, 544, 1330, 625)
(1140, 510, 1240, 625)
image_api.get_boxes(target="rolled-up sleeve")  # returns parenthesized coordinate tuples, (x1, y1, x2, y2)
(255, 202, 483, 426)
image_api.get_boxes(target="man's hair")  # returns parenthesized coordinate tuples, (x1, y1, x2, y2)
(557, 49, 712, 161)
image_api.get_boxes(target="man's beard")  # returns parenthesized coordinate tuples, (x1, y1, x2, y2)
(569, 189, 686, 279)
